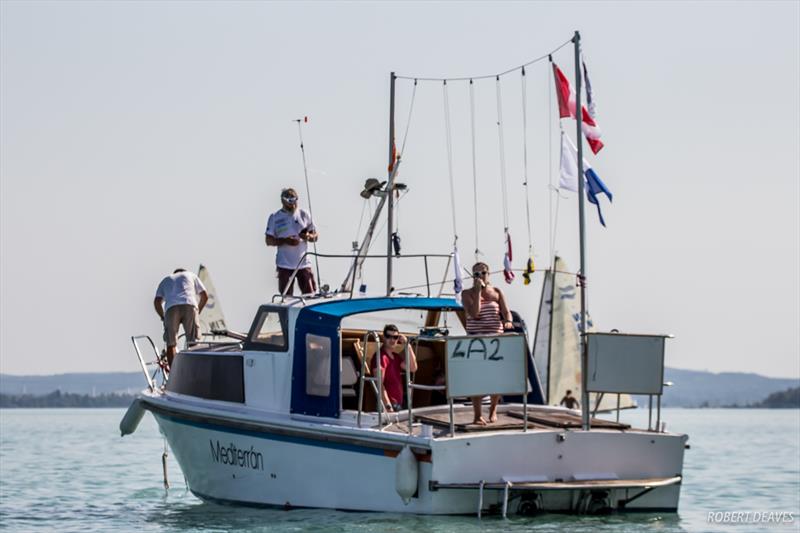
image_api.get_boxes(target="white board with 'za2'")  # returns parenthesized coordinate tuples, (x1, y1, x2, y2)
(445, 334, 527, 398)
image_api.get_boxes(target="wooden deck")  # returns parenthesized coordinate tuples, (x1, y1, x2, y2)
(384, 406, 630, 436)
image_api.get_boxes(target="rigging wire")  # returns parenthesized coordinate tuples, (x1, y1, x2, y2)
(521, 66, 533, 256)
(496, 76, 515, 284)
(399, 79, 418, 158)
(395, 38, 572, 83)
(354, 198, 369, 251)
(469, 79, 480, 261)
(496, 76, 510, 234)
(548, 57, 556, 269)
(294, 118, 322, 286)
(521, 66, 536, 284)
(443, 81, 459, 244)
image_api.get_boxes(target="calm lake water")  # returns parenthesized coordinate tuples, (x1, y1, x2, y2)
(0, 408, 798, 532)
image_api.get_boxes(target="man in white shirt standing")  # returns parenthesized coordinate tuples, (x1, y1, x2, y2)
(153, 268, 208, 366)
(265, 187, 318, 295)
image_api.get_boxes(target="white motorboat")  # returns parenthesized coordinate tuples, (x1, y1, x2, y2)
(121, 32, 688, 516)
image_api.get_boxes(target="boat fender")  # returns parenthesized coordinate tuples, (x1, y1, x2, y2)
(395, 445, 419, 504)
(119, 399, 145, 436)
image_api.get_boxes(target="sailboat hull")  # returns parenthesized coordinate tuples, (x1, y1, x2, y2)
(149, 401, 685, 514)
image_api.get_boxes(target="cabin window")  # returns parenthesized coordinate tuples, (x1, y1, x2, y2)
(166, 354, 244, 403)
(246, 309, 288, 351)
(305, 334, 331, 397)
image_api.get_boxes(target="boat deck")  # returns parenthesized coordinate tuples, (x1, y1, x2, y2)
(383, 406, 630, 436)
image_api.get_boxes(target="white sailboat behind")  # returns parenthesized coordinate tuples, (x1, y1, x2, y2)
(533, 256, 636, 412)
(197, 264, 227, 336)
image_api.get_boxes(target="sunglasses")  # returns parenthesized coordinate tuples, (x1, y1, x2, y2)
(473, 271, 489, 277)
(384, 334, 400, 341)
(282, 196, 298, 202)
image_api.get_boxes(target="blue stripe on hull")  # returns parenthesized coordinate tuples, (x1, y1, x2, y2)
(152, 408, 386, 457)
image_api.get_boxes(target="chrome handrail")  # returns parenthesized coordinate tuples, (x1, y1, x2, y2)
(356, 331, 389, 428)
(131, 335, 166, 392)
(277, 251, 455, 302)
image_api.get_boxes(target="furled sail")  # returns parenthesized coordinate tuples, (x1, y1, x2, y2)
(533, 256, 636, 411)
(198, 264, 228, 336)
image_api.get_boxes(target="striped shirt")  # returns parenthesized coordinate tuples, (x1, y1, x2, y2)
(466, 296, 504, 335)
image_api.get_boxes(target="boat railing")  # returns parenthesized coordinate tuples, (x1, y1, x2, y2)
(131, 335, 167, 392)
(277, 251, 454, 302)
(356, 330, 391, 428)
(356, 331, 530, 436)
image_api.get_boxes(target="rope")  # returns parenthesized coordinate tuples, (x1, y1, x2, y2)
(399, 79, 418, 158)
(395, 38, 572, 83)
(469, 79, 480, 260)
(496, 76, 509, 233)
(294, 119, 322, 285)
(354, 198, 368, 249)
(548, 57, 556, 269)
(521, 66, 533, 256)
(443, 81, 459, 244)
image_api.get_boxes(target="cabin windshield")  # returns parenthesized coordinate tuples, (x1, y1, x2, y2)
(248, 308, 288, 351)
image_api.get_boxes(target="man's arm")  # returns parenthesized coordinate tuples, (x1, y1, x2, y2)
(399, 335, 418, 373)
(154, 297, 165, 320)
(300, 228, 318, 243)
(198, 291, 208, 313)
(266, 235, 300, 246)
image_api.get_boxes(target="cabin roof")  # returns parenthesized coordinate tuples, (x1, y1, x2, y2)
(300, 296, 461, 319)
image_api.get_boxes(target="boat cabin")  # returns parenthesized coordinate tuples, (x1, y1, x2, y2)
(164, 296, 545, 423)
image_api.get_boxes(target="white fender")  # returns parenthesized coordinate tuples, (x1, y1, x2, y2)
(394, 445, 419, 504)
(119, 399, 145, 436)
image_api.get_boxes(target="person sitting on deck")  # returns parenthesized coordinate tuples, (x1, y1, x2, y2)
(373, 324, 417, 412)
(560, 390, 580, 410)
(461, 262, 513, 425)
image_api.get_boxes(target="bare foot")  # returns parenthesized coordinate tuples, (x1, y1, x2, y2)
(488, 412, 498, 423)
(472, 417, 488, 426)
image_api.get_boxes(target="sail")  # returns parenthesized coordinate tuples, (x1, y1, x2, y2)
(540, 257, 636, 412)
(198, 264, 228, 336)
(531, 268, 553, 402)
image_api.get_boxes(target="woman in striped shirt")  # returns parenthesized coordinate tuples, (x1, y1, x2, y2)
(461, 262, 513, 424)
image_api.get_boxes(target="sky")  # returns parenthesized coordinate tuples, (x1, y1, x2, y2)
(1, 1, 798, 379)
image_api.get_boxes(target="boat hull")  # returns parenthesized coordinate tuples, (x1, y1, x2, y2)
(148, 401, 685, 515)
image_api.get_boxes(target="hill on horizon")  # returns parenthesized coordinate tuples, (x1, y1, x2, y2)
(1, 368, 798, 407)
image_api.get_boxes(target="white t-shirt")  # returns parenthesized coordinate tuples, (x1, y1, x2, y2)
(155, 271, 207, 310)
(265, 207, 316, 269)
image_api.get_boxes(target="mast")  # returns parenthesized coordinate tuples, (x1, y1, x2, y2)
(573, 31, 590, 430)
(386, 72, 396, 296)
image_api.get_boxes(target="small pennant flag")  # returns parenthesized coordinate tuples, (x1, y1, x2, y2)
(523, 256, 535, 285)
(503, 232, 515, 284)
(453, 246, 463, 301)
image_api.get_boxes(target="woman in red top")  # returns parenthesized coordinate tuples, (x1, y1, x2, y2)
(374, 324, 418, 412)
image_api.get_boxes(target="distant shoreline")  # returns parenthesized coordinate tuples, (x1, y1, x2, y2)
(2, 390, 797, 409)
(0, 391, 136, 408)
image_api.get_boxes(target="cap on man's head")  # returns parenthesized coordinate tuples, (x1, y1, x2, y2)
(281, 188, 298, 198)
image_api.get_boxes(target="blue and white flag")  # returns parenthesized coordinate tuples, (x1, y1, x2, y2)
(560, 133, 613, 226)
(582, 60, 597, 120)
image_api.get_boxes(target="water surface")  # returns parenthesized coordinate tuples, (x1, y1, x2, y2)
(1, 408, 798, 532)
